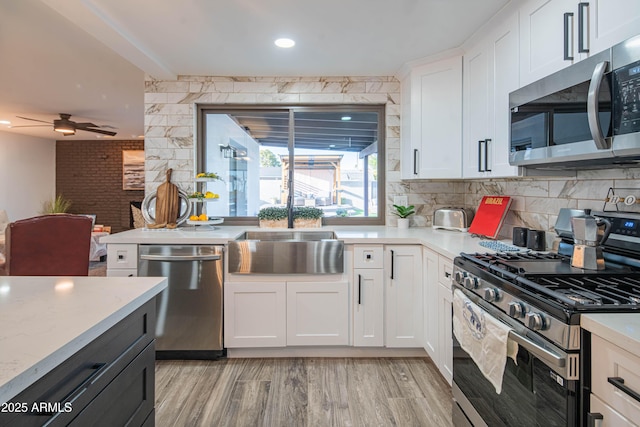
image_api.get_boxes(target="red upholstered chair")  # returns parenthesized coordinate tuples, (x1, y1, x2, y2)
(5, 214, 93, 276)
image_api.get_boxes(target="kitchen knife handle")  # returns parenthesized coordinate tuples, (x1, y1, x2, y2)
(413, 149, 419, 175)
(578, 3, 589, 53)
(564, 12, 574, 60)
(358, 274, 362, 305)
(608, 377, 640, 403)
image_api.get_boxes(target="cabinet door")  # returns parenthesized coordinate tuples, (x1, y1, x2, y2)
(423, 248, 439, 360)
(353, 268, 384, 347)
(401, 57, 463, 179)
(385, 246, 423, 348)
(438, 281, 453, 386)
(463, 40, 492, 179)
(520, 0, 577, 86)
(590, 394, 637, 427)
(589, 0, 640, 55)
(286, 281, 349, 346)
(224, 282, 286, 348)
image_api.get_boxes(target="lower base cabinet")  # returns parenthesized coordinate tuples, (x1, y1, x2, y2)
(352, 268, 385, 347)
(1, 300, 156, 427)
(224, 280, 349, 348)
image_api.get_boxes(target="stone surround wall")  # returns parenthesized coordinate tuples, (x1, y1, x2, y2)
(144, 74, 640, 230)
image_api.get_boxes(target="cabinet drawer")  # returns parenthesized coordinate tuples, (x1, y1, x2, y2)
(106, 244, 138, 269)
(590, 394, 637, 427)
(353, 245, 384, 269)
(438, 256, 453, 288)
(592, 334, 640, 423)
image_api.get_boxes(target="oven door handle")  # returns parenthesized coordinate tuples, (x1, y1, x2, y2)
(508, 331, 566, 369)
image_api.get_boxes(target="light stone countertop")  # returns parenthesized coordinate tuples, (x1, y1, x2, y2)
(581, 313, 640, 355)
(100, 225, 496, 259)
(0, 276, 167, 404)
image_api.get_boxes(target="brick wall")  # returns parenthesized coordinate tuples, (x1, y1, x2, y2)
(56, 140, 144, 233)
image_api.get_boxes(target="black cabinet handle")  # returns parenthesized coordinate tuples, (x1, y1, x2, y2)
(477, 140, 484, 172)
(587, 412, 603, 427)
(578, 3, 589, 53)
(358, 274, 362, 305)
(608, 376, 640, 403)
(445, 271, 451, 278)
(390, 250, 395, 280)
(413, 149, 419, 175)
(564, 12, 574, 60)
(484, 139, 492, 172)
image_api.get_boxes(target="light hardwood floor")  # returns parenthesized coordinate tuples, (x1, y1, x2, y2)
(155, 357, 453, 427)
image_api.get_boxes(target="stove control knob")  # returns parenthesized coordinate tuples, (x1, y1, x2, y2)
(508, 302, 525, 319)
(463, 275, 478, 290)
(526, 313, 546, 331)
(454, 271, 467, 285)
(483, 288, 500, 302)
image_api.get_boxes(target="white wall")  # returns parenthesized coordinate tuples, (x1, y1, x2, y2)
(0, 131, 55, 220)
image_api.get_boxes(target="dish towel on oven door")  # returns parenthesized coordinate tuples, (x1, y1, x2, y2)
(453, 289, 518, 394)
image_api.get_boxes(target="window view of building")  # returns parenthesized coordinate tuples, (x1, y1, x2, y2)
(198, 106, 384, 225)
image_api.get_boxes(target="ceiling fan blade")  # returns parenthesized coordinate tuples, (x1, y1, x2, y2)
(9, 125, 51, 128)
(16, 116, 52, 124)
(79, 127, 117, 136)
(73, 122, 98, 128)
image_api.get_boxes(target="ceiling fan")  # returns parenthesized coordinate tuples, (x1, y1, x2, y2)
(12, 113, 117, 136)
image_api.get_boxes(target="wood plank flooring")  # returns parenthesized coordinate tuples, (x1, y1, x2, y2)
(155, 357, 452, 427)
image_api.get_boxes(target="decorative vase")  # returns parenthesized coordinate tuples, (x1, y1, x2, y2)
(397, 218, 410, 229)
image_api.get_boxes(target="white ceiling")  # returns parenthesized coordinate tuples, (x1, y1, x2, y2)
(0, 0, 510, 141)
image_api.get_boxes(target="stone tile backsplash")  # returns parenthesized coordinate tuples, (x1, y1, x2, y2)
(144, 74, 640, 230)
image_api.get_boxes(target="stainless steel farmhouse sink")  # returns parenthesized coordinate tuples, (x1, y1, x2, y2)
(228, 230, 344, 274)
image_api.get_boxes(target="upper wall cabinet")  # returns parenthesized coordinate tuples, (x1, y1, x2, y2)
(520, 0, 640, 86)
(401, 56, 463, 180)
(463, 12, 521, 178)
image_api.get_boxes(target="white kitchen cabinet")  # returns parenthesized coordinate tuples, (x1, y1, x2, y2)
(463, 12, 520, 178)
(385, 245, 423, 348)
(224, 281, 287, 348)
(400, 56, 463, 179)
(106, 243, 138, 276)
(286, 281, 349, 346)
(589, 333, 640, 425)
(520, 0, 640, 86)
(423, 247, 454, 385)
(353, 269, 384, 346)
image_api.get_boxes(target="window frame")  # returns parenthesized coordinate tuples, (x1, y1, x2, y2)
(196, 104, 386, 226)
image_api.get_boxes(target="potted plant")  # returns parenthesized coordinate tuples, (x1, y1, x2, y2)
(393, 204, 415, 229)
(294, 206, 324, 228)
(41, 194, 72, 214)
(258, 206, 288, 228)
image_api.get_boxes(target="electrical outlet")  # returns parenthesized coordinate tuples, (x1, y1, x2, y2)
(393, 195, 408, 206)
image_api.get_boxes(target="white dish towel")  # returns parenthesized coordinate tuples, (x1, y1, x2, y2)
(453, 289, 518, 394)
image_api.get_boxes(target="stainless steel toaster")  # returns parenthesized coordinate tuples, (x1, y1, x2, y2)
(433, 208, 474, 232)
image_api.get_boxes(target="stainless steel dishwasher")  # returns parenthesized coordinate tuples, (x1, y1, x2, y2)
(138, 245, 224, 359)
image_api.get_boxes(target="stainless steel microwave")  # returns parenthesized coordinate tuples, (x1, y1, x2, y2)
(509, 34, 640, 169)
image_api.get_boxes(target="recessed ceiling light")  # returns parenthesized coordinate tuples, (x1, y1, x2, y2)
(274, 38, 295, 48)
(341, 116, 352, 121)
(0, 120, 10, 125)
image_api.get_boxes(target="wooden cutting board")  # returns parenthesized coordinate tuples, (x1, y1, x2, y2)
(153, 168, 179, 227)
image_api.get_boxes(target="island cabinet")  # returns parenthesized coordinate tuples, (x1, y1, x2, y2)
(519, 0, 640, 86)
(423, 247, 454, 385)
(1, 300, 156, 427)
(400, 56, 463, 180)
(384, 245, 423, 348)
(224, 279, 349, 348)
(352, 245, 385, 347)
(588, 333, 640, 426)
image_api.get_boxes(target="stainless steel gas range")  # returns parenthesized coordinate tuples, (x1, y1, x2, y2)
(451, 211, 640, 427)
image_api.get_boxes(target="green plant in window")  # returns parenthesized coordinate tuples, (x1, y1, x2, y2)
(258, 206, 288, 221)
(392, 204, 415, 219)
(294, 206, 324, 220)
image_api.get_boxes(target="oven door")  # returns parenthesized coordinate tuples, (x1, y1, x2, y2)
(452, 285, 580, 427)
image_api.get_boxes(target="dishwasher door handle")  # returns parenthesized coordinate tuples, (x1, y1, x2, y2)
(139, 254, 221, 262)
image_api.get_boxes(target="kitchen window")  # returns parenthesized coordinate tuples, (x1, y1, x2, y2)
(196, 105, 385, 226)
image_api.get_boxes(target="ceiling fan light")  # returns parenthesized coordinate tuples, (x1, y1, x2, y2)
(53, 120, 75, 134)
